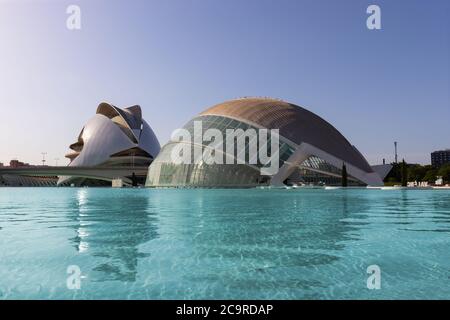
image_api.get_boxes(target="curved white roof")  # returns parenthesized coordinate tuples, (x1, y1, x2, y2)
(58, 103, 160, 185)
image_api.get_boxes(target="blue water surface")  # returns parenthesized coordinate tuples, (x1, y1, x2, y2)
(0, 187, 449, 299)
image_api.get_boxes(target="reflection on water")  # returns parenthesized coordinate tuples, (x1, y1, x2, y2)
(0, 188, 449, 299)
(132, 189, 372, 298)
(67, 189, 158, 282)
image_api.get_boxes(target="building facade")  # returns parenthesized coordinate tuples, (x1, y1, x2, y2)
(0, 160, 58, 187)
(431, 149, 450, 168)
(58, 103, 160, 186)
(146, 98, 384, 188)
(9, 160, 30, 168)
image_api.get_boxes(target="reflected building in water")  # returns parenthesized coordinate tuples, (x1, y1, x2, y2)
(67, 189, 159, 282)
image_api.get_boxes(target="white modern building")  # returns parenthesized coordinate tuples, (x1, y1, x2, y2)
(146, 98, 388, 187)
(58, 102, 160, 186)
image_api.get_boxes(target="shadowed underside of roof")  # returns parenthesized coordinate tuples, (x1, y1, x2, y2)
(97, 102, 143, 130)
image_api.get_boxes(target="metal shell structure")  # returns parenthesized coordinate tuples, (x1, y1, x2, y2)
(59, 103, 160, 186)
(146, 98, 383, 188)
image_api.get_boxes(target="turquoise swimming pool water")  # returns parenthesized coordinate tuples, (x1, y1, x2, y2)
(0, 187, 449, 299)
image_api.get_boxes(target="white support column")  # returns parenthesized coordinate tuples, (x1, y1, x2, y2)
(270, 143, 384, 187)
(270, 144, 311, 186)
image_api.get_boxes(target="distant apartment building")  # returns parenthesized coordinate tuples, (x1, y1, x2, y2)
(431, 149, 450, 167)
(9, 160, 30, 168)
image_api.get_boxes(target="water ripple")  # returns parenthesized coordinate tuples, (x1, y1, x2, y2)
(0, 187, 449, 299)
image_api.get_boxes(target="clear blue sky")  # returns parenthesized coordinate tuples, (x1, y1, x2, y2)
(0, 0, 449, 166)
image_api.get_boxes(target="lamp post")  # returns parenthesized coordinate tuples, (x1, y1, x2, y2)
(394, 141, 398, 164)
(41, 152, 47, 166)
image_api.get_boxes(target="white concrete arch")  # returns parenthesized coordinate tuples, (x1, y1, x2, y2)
(270, 142, 384, 186)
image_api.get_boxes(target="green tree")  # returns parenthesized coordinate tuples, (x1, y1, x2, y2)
(408, 164, 428, 182)
(384, 162, 401, 183)
(401, 159, 408, 187)
(438, 164, 450, 183)
(423, 169, 438, 183)
(342, 163, 348, 187)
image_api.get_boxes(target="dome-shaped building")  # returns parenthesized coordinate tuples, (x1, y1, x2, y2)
(146, 98, 383, 187)
(58, 103, 160, 186)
